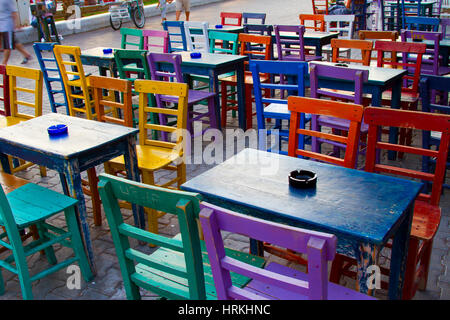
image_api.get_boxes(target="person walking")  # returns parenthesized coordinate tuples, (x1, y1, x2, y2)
(175, 0, 190, 21)
(0, 0, 32, 65)
(157, 0, 173, 24)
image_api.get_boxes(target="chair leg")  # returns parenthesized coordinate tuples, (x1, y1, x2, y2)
(208, 96, 218, 129)
(177, 163, 186, 189)
(402, 236, 420, 300)
(64, 205, 93, 282)
(36, 223, 57, 265)
(142, 170, 159, 236)
(245, 84, 253, 129)
(418, 239, 433, 291)
(87, 168, 102, 227)
(39, 166, 47, 177)
(221, 82, 228, 128)
(329, 253, 345, 284)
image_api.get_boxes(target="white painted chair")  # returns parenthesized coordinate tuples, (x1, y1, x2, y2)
(323, 15, 355, 61)
(184, 21, 210, 53)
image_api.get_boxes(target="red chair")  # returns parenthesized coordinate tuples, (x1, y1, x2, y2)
(220, 12, 242, 26)
(311, 0, 329, 14)
(220, 33, 272, 128)
(330, 107, 450, 300)
(0, 64, 10, 117)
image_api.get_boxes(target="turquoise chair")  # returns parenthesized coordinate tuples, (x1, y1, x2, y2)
(0, 175, 93, 300)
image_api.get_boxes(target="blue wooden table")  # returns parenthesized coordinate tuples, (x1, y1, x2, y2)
(308, 61, 407, 160)
(0, 113, 143, 272)
(182, 148, 423, 299)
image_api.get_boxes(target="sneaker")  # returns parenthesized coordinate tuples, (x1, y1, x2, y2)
(21, 56, 32, 64)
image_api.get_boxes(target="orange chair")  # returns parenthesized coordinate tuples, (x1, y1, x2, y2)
(330, 107, 450, 300)
(358, 30, 398, 65)
(220, 33, 272, 128)
(299, 14, 325, 32)
(331, 38, 373, 66)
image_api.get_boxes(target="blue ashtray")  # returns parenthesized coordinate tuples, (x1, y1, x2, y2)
(48, 124, 68, 137)
(215, 24, 223, 29)
(190, 52, 202, 59)
(103, 48, 113, 54)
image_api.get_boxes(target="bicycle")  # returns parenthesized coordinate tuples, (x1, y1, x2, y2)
(109, 0, 146, 30)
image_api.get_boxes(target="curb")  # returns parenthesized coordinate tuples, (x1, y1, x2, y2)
(16, 0, 224, 44)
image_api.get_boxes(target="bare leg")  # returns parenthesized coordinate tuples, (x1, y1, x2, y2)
(15, 43, 31, 59)
(175, 10, 181, 21)
(1, 49, 11, 65)
(185, 11, 190, 21)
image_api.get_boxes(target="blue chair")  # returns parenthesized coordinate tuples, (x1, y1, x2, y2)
(242, 12, 266, 24)
(249, 60, 308, 155)
(162, 21, 187, 53)
(404, 16, 440, 31)
(33, 42, 69, 114)
(420, 75, 450, 190)
(401, 0, 423, 28)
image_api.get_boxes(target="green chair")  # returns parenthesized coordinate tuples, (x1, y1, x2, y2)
(0, 176, 93, 300)
(98, 173, 265, 300)
(120, 28, 144, 50)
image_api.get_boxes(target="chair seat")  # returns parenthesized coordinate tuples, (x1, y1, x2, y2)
(281, 55, 323, 62)
(108, 145, 181, 172)
(419, 64, 450, 76)
(0, 116, 26, 128)
(244, 262, 376, 300)
(160, 89, 216, 105)
(264, 103, 311, 121)
(134, 233, 266, 300)
(220, 72, 270, 85)
(411, 200, 441, 241)
(0, 183, 78, 228)
(381, 90, 419, 103)
(318, 116, 369, 132)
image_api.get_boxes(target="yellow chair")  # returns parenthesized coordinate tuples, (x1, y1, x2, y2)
(53, 45, 96, 120)
(105, 79, 188, 234)
(0, 65, 46, 177)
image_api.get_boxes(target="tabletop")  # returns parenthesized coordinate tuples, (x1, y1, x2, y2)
(277, 31, 339, 40)
(172, 51, 248, 68)
(81, 47, 119, 60)
(309, 61, 407, 85)
(182, 148, 423, 245)
(0, 113, 139, 159)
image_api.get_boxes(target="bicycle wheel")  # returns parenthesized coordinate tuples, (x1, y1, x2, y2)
(110, 16, 122, 30)
(131, 6, 146, 28)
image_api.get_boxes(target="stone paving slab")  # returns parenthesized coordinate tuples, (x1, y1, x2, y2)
(0, 0, 449, 300)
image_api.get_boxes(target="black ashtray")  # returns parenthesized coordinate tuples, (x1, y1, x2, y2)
(289, 170, 317, 189)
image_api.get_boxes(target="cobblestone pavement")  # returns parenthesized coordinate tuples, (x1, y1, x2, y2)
(0, 0, 449, 300)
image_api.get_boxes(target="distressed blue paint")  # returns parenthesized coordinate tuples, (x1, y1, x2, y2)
(182, 148, 423, 299)
(0, 113, 141, 271)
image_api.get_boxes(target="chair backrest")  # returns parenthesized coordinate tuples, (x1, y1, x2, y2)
(53, 45, 94, 119)
(162, 20, 188, 53)
(220, 12, 242, 26)
(442, 18, 450, 39)
(114, 49, 152, 83)
(0, 64, 10, 116)
(199, 201, 337, 300)
(250, 60, 307, 131)
(238, 33, 272, 63)
(120, 28, 144, 49)
(90, 75, 134, 128)
(309, 62, 369, 105)
(400, 30, 441, 76)
(274, 25, 306, 61)
(364, 107, 450, 206)
(312, 0, 329, 14)
(358, 30, 399, 41)
(288, 96, 364, 168)
(97, 173, 205, 300)
(243, 23, 273, 36)
(6, 65, 43, 120)
(374, 40, 426, 95)
(184, 21, 210, 52)
(209, 31, 239, 55)
(142, 29, 169, 53)
(420, 75, 450, 114)
(147, 52, 184, 83)
(324, 15, 355, 40)
(33, 42, 69, 114)
(404, 16, 440, 32)
(299, 14, 325, 32)
(331, 38, 373, 66)
(135, 79, 188, 156)
(242, 12, 266, 24)
(401, 0, 423, 28)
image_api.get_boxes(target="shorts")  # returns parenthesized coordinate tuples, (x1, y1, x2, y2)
(0, 31, 15, 50)
(176, 0, 190, 11)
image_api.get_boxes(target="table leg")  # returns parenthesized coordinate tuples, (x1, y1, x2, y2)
(388, 80, 402, 160)
(122, 135, 145, 230)
(208, 69, 222, 131)
(354, 241, 380, 296)
(236, 62, 247, 131)
(0, 153, 11, 174)
(315, 40, 322, 57)
(441, 46, 449, 67)
(389, 203, 414, 300)
(62, 158, 96, 274)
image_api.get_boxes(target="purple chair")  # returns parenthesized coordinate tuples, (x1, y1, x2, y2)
(274, 25, 322, 62)
(309, 62, 369, 159)
(147, 52, 218, 138)
(199, 202, 376, 300)
(401, 30, 450, 76)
